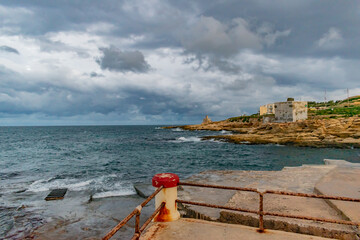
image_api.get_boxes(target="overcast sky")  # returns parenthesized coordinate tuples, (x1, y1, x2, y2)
(1, 0, 359, 125)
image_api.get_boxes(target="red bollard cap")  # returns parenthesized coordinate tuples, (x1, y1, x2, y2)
(152, 173, 179, 188)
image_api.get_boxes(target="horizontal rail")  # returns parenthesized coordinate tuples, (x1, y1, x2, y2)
(178, 199, 360, 227)
(131, 202, 166, 240)
(264, 190, 360, 202)
(179, 181, 360, 231)
(264, 211, 360, 226)
(102, 186, 163, 240)
(179, 182, 259, 193)
(177, 199, 259, 215)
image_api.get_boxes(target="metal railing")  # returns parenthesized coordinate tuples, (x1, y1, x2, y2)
(102, 186, 164, 240)
(177, 181, 360, 232)
(103, 179, 360, 239)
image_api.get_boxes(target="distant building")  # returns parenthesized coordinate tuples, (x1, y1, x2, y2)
(259, 103, 275, 116)
(274, 100, 308, 122)
(202, 115, 212, 124)
(260, 98, 308, 123)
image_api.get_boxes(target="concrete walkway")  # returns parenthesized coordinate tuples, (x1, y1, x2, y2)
(177, 160, 360, 239)
(141, 218, 332, 240)
(316, 160, 360, 223)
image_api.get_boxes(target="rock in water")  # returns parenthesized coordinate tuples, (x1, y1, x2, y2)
(202, 115, 212, 125)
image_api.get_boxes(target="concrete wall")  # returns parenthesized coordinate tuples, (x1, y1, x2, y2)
(292, 101, 308, 122)
(275, 102, 293, 122)
(274, 101, 308, 122)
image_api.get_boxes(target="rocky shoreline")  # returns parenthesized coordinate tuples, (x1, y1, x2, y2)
(165, 117, 360, 148)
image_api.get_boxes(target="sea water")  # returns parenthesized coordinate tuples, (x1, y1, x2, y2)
(1, 125, 359, 239)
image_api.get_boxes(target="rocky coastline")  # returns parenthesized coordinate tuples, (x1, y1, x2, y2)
(164, 117, 360, 148)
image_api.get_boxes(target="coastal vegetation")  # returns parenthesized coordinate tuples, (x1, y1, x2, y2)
(228, 114, 261, 123)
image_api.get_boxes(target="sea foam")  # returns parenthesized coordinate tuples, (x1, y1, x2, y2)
(92, 188, 136, 199)
(173, 136, 201, 143)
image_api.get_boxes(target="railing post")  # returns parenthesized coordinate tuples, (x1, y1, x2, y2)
(134, 205, 141, 240)
(258, 192, 264, 233)
(152, 173, 180, 222)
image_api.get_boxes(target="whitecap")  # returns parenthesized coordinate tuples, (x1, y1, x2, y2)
(171, 128, 184, 132)
(92, 188, 136, 199)
(27, 178, 93, 192)
(220, 130, 232, 135)
(206, 138, 225, 143)
(275, 144, 285, 147)
(172, 136, 201, 143)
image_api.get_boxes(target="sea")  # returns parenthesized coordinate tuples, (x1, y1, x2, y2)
(1, 125, 359, 239)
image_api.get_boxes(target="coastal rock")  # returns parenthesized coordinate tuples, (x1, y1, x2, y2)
(177, 116, 360, 148)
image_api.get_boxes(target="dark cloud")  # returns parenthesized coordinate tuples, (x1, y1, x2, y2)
(90, 72, 104, 78)
(1, 1, 360, 125)
(181, 16, 262, 57)
(0, 45, 19, 54)
(96, 46, 150, 73)
(1, 1, 359, 59)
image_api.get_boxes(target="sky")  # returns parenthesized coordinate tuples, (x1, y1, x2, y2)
(0, 0, 360, 126)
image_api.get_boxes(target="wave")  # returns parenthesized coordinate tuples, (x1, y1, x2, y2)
(206, 138, 225, 143)
(26, 174, 132, 194)
(28, 178, 93, 192)
(171, 128, 184, 132)
(172, 136, 202, 143)
(220, 130, 232, 135)
(92, 188, 136, 199)
(154, 127, 162, 130)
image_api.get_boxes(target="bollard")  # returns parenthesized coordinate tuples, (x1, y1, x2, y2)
(152, 173, 180, 222)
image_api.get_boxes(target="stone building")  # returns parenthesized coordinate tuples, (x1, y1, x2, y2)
(259, 103, 275, 115)
(260, 98, 308, 123)
(202, 115, 212, 124)
(274, 100, 308, 122)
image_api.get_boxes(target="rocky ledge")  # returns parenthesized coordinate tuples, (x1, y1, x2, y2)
(166, 117, 360, 148)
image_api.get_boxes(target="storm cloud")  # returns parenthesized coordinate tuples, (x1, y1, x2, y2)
(96, 46, 150, 73)
(0, 45, 19, 54)
(0, 0, 360, 125)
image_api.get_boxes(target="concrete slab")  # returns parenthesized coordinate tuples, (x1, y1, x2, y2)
(315, 167, 360, 223)
(134, 183, 155, 198)
(324, 159, 360, 168)
(141, 218, 332, 240)
(45, 188, 68, 201)
(178, 164, 358, 239)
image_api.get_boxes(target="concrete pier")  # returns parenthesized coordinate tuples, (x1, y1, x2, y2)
(141, 218, 332, 240)
(144, 160, 360, 240)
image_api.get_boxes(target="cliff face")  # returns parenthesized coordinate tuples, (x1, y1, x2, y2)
(177, 117, 360, 148)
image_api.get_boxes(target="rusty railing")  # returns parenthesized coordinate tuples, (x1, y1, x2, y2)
(102, 186, 164, 240)
(177, 181, 360, 232)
